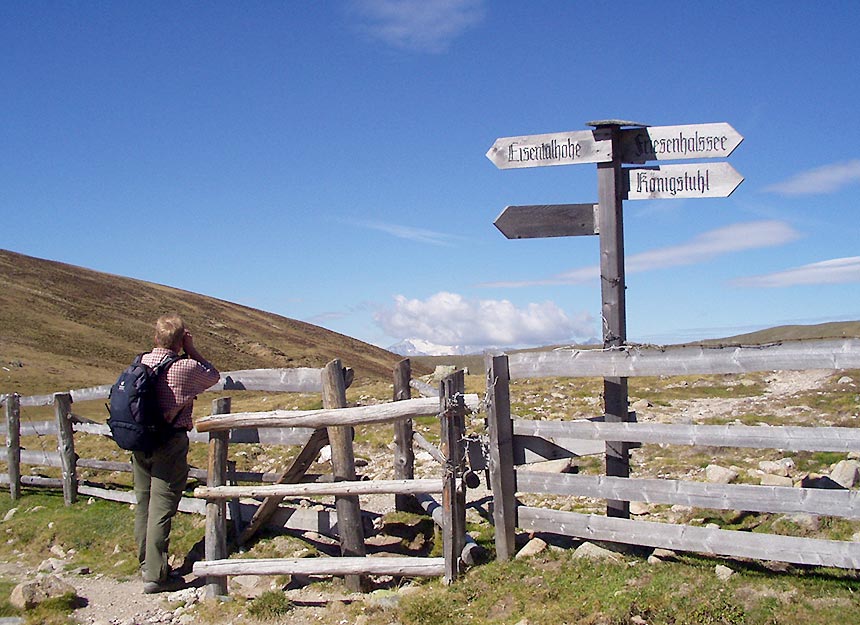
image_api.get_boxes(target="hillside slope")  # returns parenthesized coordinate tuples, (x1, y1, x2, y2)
(0, 249, 406, 394)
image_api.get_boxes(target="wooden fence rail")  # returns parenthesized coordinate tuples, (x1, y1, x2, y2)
(487, 339, 860, 570)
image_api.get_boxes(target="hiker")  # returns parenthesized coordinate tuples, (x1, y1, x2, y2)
(133, 314, 220, 594)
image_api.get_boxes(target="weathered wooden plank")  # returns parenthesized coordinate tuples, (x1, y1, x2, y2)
(195, 395, 480, 433)
(54, 393, 77, 505)
(412, 431, 445, 465)
(212, 368, 324, 393)
(517, 507, 860, 569)
(410, 379, 436, 398)
(193, 556, 446, 578)
(195, 478, 445, 500)
(507, 339, 860, 379)
(440, 370, 467, 584)
(393, 359, 415, 513)
(324, 359, 367, 592)
(494, 204, 599, 239)
(513, 420, 860, 452)
(205, 398, 231, 598)
(5, 394, 21, 500)
(15, 367, 325, 407)
(516, 472, 860, 519)
(486, 355, 517, 561)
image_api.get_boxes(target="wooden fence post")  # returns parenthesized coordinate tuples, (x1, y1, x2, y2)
(486, 355, 516, 560)
(53, 393, 76, 505)
(322, 359, 367, 593)
(440, 370, 466, 584)
(4, 394, 21, 501)
(594, 120, 631, 519)
(393, 359, 416, 513)
(205, 397, 231, 599)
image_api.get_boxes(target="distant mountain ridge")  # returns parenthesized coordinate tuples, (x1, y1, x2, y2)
(0, 249, 410, 395)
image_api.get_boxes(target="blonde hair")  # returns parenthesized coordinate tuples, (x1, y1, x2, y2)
(154, 314, 186, 350)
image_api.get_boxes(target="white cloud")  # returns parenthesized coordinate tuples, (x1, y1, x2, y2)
(358, 221, 462, 246)
(731, 256, 860, 288)
(350, 0, 485, 53)
(482, 220, 800, 288)
(374, 291, 594, 348)
(763, 159, 860, 195)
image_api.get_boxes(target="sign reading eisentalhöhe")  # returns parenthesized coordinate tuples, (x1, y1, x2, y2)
(625, 162, 744, 200)
(486, 128, 612, 169)
(620, 123, 743, 163)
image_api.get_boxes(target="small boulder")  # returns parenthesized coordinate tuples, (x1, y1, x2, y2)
(572, 542, 623, 563)
(760, 474, 793, 487)
(759, 460, 790, 477)
(715, 564, 734, 581)
(829, 460, 860, 489)
(515, 537, 548, 559)
(10, 575, 76, 609)
(705, 465, 738, 484)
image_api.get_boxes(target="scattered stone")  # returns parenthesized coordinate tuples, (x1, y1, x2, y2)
(652, 548, 676, 560)
(760, 474, 793, 487)
(37, 558, 65, 573)
(49, 544, 66, 558)
(10, 575, 76, 609)
(852, 532, 860, 543)
(631, 399, 652, 410)
(515, 537, 548, 559)
(3, 508, 17, 522)
(784, 513, 820, 531)
(837, 376, 854, 385)
(829, 460, 860, 488)
(367, 588, 401, 610)
(715, 564, 734, 581)
(572, 542, 623, 563)
(629, 502, 652, 516)
(630, 616, 648, 625)
(759, 460, 790, 476)
(705, 464, 738, 484)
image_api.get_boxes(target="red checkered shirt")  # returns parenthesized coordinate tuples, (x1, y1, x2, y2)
(141, 348, 220, 431)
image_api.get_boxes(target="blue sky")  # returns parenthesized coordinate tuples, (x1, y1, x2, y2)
(2, 1, 859, 352)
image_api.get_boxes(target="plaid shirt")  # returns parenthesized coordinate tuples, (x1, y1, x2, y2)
(141, 348, 220, 431)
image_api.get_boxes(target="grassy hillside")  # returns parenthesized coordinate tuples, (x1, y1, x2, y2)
(0, 249, 412, 395)
(699, 320, 860, 345)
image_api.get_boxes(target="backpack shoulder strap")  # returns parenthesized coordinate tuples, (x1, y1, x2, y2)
(151, 353, 185, 377)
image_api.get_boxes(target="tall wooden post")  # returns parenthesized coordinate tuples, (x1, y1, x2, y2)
(485, 355, 516, 560)
(323, 359, 367, 593)
(392, 359, 415, 512)
(205, 397, 231, 598)
(53, 393, 76, 505)
(440, 370, 466, 584)
(592, 120, 630, 519)
(4, 394, 21, 501)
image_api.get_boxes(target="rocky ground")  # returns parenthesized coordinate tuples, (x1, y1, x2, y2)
(3, 369, 858, 624)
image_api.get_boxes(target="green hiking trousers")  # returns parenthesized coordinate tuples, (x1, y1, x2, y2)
(132, 431, 189, 584)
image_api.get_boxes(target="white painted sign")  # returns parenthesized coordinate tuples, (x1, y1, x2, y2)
(625, 162, 744, 200)
(620, 123, 743, 163)
(486, 128, 612, 169)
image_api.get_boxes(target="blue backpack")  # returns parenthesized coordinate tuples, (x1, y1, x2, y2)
(107, 353, 182, 453)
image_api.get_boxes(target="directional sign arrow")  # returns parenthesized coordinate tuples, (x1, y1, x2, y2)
(494, 204, 599, 239)
(620, 122, 743, 163)
(486, 128, 612, 169)
(625, 162, 744, 200)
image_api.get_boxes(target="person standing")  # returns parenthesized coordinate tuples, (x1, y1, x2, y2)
(133, 314, 220, 594)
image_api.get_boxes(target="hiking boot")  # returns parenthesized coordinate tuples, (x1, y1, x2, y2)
(142, 572, 186, 594)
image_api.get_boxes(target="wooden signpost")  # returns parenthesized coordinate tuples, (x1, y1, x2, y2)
(494, 203, 599, 239)
(487, 119, 744, 519)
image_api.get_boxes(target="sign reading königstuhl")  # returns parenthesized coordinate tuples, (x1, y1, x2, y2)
(625, 162, 744, 200)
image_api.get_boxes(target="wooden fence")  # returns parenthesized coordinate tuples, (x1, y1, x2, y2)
(1, 359, 481, 596)
(486, 338, 860, 568)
